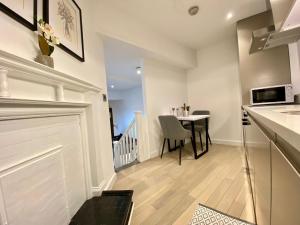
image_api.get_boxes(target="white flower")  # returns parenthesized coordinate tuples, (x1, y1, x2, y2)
(37, 19, 60, 47)
(38, 23, 45, 34)
(44, 24, 54, 35)
(51, 36, 60, 45)
(44, 32, 50, 40)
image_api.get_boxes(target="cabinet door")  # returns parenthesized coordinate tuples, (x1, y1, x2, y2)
(252, 123, 271, 225)
(244, 120, 256, 202)
(245, 117, 271, 225)
(271, 142, 300, 225)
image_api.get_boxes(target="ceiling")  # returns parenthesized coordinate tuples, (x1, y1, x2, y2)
(103, 0, 267, 90)
(104, 37, 144, 91)
(101, 0, 267, 49)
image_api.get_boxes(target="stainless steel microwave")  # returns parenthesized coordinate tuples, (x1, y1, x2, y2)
(250, 84, 294, 105)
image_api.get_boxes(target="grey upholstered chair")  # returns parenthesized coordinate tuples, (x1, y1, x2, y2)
(158, 115, 193, 165)
(185, 110, 212, 150)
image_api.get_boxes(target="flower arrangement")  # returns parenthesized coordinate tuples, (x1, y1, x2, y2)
(37, 19, 60, 56)
(182, 103, 191, 117)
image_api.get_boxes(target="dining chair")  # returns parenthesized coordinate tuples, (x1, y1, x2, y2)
(184, 110, 212, 150)
(158, 115, 193, 165)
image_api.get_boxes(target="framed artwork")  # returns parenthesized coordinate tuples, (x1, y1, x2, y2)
(0, 0, 37, 31)
(43, 0, 85, 62)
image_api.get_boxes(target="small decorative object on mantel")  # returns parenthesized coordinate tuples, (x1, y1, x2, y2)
(35, 19, 60, 68)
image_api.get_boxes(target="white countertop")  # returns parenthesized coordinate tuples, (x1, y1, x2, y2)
(244, 105, 300, 151)
(177, 115, 210, 121)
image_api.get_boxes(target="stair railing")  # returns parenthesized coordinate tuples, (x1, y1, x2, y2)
(113, 119, 137, 169)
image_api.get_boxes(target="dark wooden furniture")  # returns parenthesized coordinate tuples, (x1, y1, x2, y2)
(69, 190, 133, 225)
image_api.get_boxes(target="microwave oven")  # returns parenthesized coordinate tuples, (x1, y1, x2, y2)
(250, 84, 294, 105)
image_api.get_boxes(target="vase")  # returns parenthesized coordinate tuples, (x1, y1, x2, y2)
(35, 53, 54, 68)
(183, 110, 189, 117)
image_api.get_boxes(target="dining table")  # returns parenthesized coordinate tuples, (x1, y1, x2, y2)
(177, 115, 210, 159)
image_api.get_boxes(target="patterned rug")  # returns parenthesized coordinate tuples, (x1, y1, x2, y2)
(189, 204, 255, 225)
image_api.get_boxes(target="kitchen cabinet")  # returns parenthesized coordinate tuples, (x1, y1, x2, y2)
(246, 1, 300, 54)
(244, 116, 271, 225)
(270, 0, 296, 30)
(271, 142, 300, 225)
(243, 109, 300, 225)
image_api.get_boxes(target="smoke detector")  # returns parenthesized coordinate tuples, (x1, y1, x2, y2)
(188, 6, 199, 16)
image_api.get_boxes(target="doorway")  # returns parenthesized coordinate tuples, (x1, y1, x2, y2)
(103, 37, 145, 170)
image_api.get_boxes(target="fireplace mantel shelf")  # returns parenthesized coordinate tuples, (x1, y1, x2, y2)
(0, 50, 102, 93)
(0, 97, 90, 107)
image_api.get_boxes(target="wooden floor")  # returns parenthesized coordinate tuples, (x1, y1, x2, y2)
(113, 144, 255, 225)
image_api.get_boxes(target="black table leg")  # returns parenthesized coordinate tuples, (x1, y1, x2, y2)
(191, 121, 197, 159)
(205, 118, 209, 152)
(193, 118, 209, 159)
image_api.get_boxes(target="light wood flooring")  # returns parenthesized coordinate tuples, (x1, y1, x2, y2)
(113, 144, 255, 225)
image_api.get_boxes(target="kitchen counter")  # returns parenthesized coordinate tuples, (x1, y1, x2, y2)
(243, 104, 300, 151)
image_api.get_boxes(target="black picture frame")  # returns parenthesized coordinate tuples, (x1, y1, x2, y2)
(43, 0, 85, 62)
(0, 0, 37, 31)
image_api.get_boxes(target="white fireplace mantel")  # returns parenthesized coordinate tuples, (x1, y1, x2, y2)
(0, 50, 115, 225)
(0, 49, 102, 104)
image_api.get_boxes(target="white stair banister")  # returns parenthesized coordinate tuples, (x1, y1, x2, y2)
(135, 111, 150, 162)
(113, 117, 138, 169)
(113, 111, 150, 169)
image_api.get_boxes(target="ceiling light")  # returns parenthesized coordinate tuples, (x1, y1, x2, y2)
(260, 37, 267, 41)
(136, 67, 142, 75)
(226, 12, 233, 20)
(110, 85, 115, 89)
(188, 6, 199, 16)
(258, 47, 263, 50)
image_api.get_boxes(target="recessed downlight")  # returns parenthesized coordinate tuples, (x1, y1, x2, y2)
(226, 12, 233, 20)
(188, 6, 199, 16)
(136, 67, 142, 75)
(110, 85, 115, 89)
(260, 37, 267, 41)
(258, 47, 263, 50)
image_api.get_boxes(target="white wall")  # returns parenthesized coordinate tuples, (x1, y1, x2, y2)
(143, 59, 187, 157)
(0, 0, 115, 190)
(289, 41, 300, 95)
(107, 89, 123, 100)
(94, 1, 196, 69)
(108, 86, 144, 135)
(187, 38, 242, 146)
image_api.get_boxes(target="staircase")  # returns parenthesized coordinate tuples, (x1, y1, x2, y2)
(113, 119, 138, 169)
(113, 111, 150, 169)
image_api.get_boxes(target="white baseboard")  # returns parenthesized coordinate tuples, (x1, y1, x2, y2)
(91, 172, 117, 196)
(91, 181, 106, 196)
(104, 172, 117, 190)
(212, 139, 242, 146)
(149, 139, 242, 159)
(150, 151, 159, 159)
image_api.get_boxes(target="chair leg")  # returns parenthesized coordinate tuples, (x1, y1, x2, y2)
(179, 140, 182, 165)
(161, 138, 166, 158)
(208, 133, 212, 145)
(199, 131, 203, 150)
